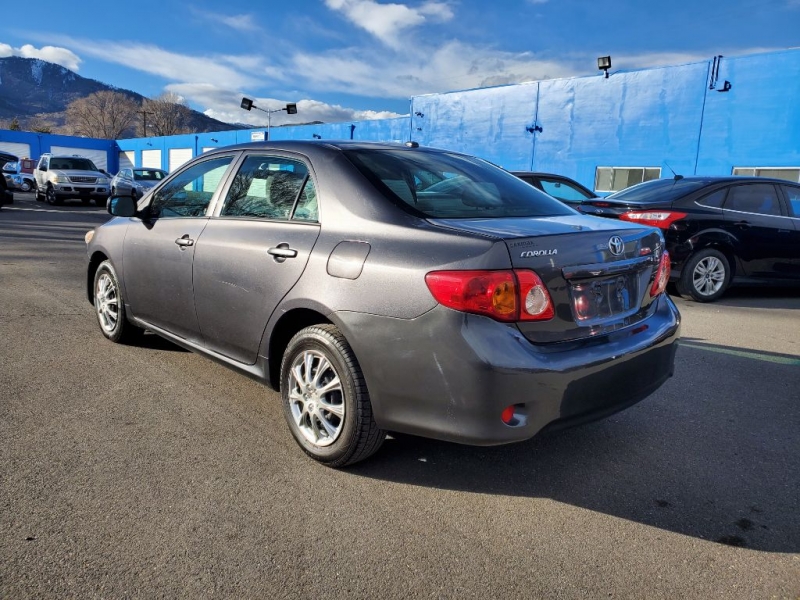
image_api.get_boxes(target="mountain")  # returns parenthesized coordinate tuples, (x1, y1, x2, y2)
(0, 56, 234, 135)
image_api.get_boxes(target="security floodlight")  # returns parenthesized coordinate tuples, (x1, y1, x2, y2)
(239, 97, 299, 140)
(598, 56, 611, 78)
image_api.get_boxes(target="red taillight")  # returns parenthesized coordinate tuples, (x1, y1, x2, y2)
(649, 250, 671, 297)
(425, 269, 553, 322)
(619, 211, 687, 229)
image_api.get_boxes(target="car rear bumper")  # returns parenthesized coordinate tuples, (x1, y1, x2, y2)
(336, 293, 680, 445)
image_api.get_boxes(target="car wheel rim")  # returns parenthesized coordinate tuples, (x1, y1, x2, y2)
(46, 189, 55, 203)
(95, 272, 120, 333)
(692, 256, 725, 296)
(288, 349, 345, 447)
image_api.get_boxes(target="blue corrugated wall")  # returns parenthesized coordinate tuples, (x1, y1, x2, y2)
(3, 48, 799, 192)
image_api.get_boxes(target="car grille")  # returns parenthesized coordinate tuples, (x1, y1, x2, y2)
(70, 176, 98, 184)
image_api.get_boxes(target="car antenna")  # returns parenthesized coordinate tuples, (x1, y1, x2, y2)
(664, 162, 683, 181)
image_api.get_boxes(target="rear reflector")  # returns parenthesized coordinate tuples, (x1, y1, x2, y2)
(650, 250, 671, 297)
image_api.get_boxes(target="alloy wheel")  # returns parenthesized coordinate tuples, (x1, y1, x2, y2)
(287, 349, 345, 447)
(95, 272, 120, 333)
(692, 256, 726, 297)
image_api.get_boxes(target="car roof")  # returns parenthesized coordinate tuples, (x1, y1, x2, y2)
(201, 140, 459, 156)
(636, 175, 798, 186)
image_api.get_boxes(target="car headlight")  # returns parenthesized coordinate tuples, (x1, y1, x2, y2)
(97, 177, 109, 185)
(49, 174, 69, 183)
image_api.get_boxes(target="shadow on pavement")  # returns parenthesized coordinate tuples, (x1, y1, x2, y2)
(350, 341, 800, 553)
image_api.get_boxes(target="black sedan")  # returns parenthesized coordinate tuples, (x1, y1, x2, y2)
(579, 177, 800, 301)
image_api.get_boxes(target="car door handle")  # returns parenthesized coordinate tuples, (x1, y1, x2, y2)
(175, 235, 194, 247)
(268, 244, 298, 262)
(734, 221, 751, 229)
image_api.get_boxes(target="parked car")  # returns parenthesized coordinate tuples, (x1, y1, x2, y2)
(2, 161, 35, 192)
(511, 171, 597, 207)
(578, 176, 800, 301)
(110, 167, 168, 200)
(0, 151, 17, 209)
(86, 141, 680, 467)
(34, 153, 110, 206)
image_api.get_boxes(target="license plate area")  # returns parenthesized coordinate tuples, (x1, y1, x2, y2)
(569, 272, 639, 323)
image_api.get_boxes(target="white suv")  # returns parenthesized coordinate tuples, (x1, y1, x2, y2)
(34, 154, 110, 206)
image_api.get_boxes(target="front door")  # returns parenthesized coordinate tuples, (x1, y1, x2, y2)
(192, 153, 321, 364)
(122, 154, 236, 343)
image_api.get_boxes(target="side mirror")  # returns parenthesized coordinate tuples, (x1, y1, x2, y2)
(108, 195, 137, 217)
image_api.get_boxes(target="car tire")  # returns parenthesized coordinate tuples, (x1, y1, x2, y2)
(280, 324, 385, 467)
(677, 248, 731, 302)
(20, 180, 31, 192)
(93, 260, 143, 344)
(95, 197, 106, 207)
(34, 183, 44, 202)
(45, 186, 62, 206)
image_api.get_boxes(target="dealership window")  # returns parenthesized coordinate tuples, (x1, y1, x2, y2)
(732, 167, 800, 183)
(595, 167, 661, 193)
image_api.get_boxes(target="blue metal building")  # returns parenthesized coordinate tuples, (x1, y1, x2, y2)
(2, 48, 799, 193)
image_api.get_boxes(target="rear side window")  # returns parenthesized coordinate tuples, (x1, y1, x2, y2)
(220, 155, 315, 221)
(343, 149, 572, 218)
(538, 178, 594, 202)
(696, 189, 727, 208)
(725, 184, 782, 216)
(779, 185, 800, 217)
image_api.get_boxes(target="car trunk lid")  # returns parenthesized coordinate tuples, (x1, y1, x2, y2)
(428, 215, 665, 343)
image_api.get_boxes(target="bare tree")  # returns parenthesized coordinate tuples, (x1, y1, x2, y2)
(65, 91, 139, 139)
(141, 92, 192, 137)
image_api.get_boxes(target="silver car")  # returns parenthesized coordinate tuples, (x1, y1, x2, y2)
(85, 141, 680, 467)
(110, 167, 168, 200)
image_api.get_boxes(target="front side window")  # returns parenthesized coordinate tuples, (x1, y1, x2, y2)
(725, 184, 782, 216)
(343, 149, 571, 219)
(149, 156, 233, 218)
(221, 156, 310, 220)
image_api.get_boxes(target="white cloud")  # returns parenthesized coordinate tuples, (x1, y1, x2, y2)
(324, 0, 453, 48)
(0, 42, 81, 71)
(42, 35, 254, 90)
(167, 83, 402, 126)
(189, 8, 260, 32)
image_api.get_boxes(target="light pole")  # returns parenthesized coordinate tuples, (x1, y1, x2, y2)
(240, 97, 298, 141)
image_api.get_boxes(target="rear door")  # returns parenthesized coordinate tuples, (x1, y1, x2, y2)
(721, 183, 794, 279)
(777, 184, 800, 279)
(192, 153, 321, 364)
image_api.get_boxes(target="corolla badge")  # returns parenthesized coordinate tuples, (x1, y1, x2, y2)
(521, 249, 557, 258)
(608, 236, 625, 256)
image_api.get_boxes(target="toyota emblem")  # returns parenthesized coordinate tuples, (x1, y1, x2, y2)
(608, 236, 625, 256)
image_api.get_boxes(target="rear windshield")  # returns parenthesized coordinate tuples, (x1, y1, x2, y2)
(606, 178, 707, 203)
(343, 149, 573, 218)
(49, 157, 99, 171)
(133, 169, 166, 181)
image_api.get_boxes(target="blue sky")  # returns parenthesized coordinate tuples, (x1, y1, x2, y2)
(2, 0, 798, 126)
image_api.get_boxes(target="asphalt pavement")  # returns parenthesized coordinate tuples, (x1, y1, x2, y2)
(1, 192, 798, 599)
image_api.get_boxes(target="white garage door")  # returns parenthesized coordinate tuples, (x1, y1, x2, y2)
(142, 150, 162, 169)
(0, 142, 31, 161)
(51, 146, 108, 171)
(169, 148, 193, 172)
(118, 151, 135, 171)
(202, 147, 216, 154)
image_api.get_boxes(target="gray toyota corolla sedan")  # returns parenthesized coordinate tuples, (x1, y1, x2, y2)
(85, 141, 680, 467)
